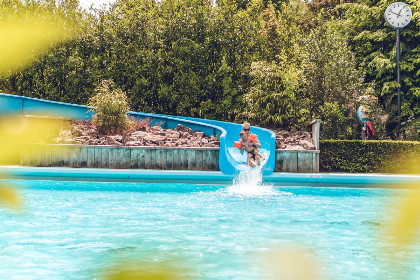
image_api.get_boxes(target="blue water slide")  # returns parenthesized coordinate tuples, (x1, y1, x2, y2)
(0, 93, 276, 175)
(151, 114, 276, 175)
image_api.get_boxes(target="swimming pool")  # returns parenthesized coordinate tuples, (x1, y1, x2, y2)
(2, 177, 420, 280)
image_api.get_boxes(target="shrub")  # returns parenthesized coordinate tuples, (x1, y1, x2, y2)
(320, 140, 420, 174)
(88, 80, 131, 134)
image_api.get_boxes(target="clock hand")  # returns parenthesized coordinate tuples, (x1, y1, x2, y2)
(389, 10, 401, 17)
(397, 8, 403, 17)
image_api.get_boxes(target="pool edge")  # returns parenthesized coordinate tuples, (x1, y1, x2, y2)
(1, 166, 419, 188)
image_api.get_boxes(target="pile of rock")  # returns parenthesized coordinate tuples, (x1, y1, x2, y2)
(54, 124, 220, 148)
(54, 123, 315, 150)
(275, 129, 316, 150)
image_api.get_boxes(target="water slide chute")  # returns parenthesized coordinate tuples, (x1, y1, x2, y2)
(0, 93, 276, 175)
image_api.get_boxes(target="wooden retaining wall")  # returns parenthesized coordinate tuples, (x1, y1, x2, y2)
(21, 145, 319, 173)
(21, 145, 220, 171)
(274, 150, 319, 173)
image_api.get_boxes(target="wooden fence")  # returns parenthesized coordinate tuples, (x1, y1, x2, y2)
(21, 145, 319, 173)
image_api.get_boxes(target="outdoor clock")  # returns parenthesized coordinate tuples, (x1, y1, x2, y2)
(385, 2, 412, 28)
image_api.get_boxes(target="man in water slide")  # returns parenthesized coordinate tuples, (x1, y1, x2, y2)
(240, 122, 265, 167)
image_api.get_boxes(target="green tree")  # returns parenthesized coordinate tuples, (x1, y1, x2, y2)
(243, 61, 308, 129)
(336, 0, 420, 139)
(299, 24, 366, 139)
(88, 80, 131, 134)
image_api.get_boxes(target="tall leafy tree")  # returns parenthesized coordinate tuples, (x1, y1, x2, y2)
(336, 0, 420, 139)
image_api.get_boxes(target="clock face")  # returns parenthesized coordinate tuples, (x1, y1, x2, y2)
(385, 2, 412, 28)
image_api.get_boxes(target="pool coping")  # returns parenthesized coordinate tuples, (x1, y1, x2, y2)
(1, 166, 419, 188)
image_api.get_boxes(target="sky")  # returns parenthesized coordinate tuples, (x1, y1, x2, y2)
(78, 0, 116, 10)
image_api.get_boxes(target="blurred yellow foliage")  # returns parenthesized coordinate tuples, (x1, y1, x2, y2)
(100, 259, 184, 280)
(382, 183, 420, 253)
(0, 115, 62, 210)
(0, 8, 77, 77)
(0, 115, 60, 165)
(263, 246, 328, 280)
(0, 183, 22, 211)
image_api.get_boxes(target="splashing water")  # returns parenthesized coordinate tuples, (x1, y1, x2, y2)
(227, 162, 279, 196)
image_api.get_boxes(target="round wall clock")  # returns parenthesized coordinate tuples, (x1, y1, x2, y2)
(385, 2, 412, 28)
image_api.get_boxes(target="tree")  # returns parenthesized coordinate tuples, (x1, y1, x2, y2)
(336, 0, 420, 139)
(299, 24, 366, 139)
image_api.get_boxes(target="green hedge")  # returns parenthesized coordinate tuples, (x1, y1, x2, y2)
(320, 140, 420, 174)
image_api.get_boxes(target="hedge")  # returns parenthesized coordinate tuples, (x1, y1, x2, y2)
(320, 140, 420, 174)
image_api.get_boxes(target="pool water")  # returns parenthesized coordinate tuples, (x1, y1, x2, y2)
(1, 177, 420, 279)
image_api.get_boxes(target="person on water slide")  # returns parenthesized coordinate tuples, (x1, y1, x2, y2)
(239, 122, 265, 167)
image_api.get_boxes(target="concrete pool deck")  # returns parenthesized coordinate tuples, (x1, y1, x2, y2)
(1, 166, 419, 188)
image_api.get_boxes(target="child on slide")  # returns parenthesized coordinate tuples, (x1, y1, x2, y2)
(238, 131, 264, 167)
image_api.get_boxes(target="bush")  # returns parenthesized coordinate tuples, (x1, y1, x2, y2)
(88, 80, 131, 134)
(320, 140, 420, 174)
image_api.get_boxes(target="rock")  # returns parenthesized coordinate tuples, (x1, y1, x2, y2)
(150, 126, 163, 132)
(275, 129, 314, 150)
(106, 136, 122, 146)
(175, 124, 194, 135)
(193, 131, 204, 139)
(143, 134, 165, 143)
(132, 131, 148, 137)
(57, 122, 220, 148)
(125, 141, 141, 146)
(169, 130, 181, 138)
(300, 140, 315, 150)
(182, 132, 190, 138)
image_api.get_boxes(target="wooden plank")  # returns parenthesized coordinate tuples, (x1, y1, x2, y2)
(172, 149, 180, 170)
(42, 146, 52, 167)
(274, 151, 282, 172)
(195, 150, 203, 170)
(145, 149, 153, 169)
(121, 148, 131, 169)
(69, 146, 80, 167)
(55, 145, 65, 167)
(179, 149, 188, 169)
(20, 147, 29, 166)
(209, 150, 218, 171)
(297, 152, 313, 173)
(101, 147, 110, 168)
(23, 144, 37, 166)
(111, 148, 121, 169)
(214, 150, 220, 170)
(108, 148, 114, 168)
(314, 153, 319, 173)
(48, 145, 57, 167)
(157, 149, 167, 170)
(130, 148, 138, 169)
(187, 150, 195, 170)
(87, 147, 95, 168)
(33, 147, 42, 167)
(166, 149, 174, 170)
(137, 149, 145, 169)
(93, 147, 102, 168)
(201, 149, 209, 171)
(63, 146, 73, 167)
(276, 152, 298, 172)
(81, 146, 89, 167)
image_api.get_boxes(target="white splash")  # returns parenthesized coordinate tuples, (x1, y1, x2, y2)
(227, 164, 278, 196)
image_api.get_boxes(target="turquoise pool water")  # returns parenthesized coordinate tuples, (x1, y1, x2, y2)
(1, 179, 420, 279)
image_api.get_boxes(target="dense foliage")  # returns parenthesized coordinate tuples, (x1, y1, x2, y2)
(88, 80, 131, 134)
(0, 0, 419, 140)
(320, 140, 420, 173)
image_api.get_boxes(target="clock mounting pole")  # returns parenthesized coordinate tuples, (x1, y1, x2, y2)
(384, 2, 412, 138)
(396, 27, 401, 136)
